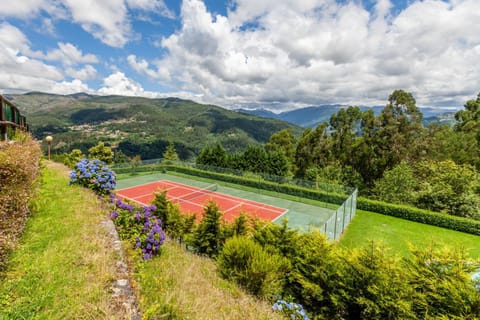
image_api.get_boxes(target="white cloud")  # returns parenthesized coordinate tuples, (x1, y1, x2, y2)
(126, 0, 175, 19)
(50, 79, 91, 94)
(44, 42, 98, 65)
(66, 65, 97, 80)
(127, 54, 170, 80)
(99, 71, 149, 96)
(0, 23, 63, 88)
(137, 0, 480, 109)
(0, 0, 47, 18)
(62, 0, 131, 48)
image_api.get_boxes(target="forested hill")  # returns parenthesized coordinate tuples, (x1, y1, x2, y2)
(7, 92, 303, 160)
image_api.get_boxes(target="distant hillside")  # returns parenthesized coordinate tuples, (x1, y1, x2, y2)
(9, 93, 303, 160)
(237, 105, 458, 128)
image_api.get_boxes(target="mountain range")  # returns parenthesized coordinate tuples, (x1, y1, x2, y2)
(6, 92, 302, 160)
(236, 105, 458, 128)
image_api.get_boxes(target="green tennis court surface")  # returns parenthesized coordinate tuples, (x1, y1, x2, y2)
(116, 173, 335, 230)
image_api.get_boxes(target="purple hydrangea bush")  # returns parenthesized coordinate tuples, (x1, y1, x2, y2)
(110, 196, 166, 260)
(69, 158, 116, 196)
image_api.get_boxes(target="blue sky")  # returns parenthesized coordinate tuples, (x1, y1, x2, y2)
(0, 0, 479, 111)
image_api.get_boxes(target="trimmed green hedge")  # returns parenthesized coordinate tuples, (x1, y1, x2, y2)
(357, 197, 480, 235)
(113, 163, 480, 236)
(164, 164, 348, 205)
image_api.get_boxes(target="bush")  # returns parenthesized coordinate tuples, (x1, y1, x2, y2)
(357, 197, 480, 235)
(0, 133, 41, 270)
(191, 201, 224, 257)
(69, 159, 116, 196)
(110, 197, 166, 260)
(217, 236, 288, 298)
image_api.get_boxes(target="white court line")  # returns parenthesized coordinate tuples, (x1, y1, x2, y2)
(116, 179, 177, 192)
(164, 180, 285, 214)
(222, 202, 244, 214)
(271, 209, 290, 222)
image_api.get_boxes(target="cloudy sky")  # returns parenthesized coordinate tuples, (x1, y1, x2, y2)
(0, 0, 479, 110)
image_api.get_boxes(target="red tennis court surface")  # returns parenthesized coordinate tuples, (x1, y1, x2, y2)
(116, 180, 287, 223)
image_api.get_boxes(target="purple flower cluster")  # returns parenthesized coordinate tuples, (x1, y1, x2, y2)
(69, 158, 116, 195)
(110, 197, 165, 260)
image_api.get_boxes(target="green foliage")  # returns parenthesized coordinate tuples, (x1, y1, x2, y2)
(192, 201, 224, 257)
(217, 236, 287, 298)
(0, 134, 41, 271)
(253, 219, 299, 257)
(151, 191, 196, 243)
(265, 128, 297, 164)
(374, 160, 480, 219)
(283, 231, 340, 318)
(404, 244, 480, 319)
(337, 243, 415, 319)
(357, 197, 480, 235)
(162, 141, 179, 162)
(373, 162, 417, 204)
(196, 143, 228, 167)
(414, 160, 480, 218)
(63, 148, 85, 168)
(88, 142, 114, 164)
(224, 212, 251, 238)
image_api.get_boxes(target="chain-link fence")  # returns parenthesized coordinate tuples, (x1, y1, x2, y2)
(112, 159, 358, 240)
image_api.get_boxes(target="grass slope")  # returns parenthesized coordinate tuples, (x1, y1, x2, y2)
(131, 240, 282, 320)
(0, 163, 123, 319)
(340, 209, 480, 258)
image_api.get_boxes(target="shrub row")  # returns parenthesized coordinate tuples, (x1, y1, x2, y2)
(163, 164, 348, 205)
(0, 133, 41, 271)
(357, 197, 480, 236)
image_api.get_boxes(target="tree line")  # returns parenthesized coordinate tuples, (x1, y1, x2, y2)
(197, 90, 480, 219)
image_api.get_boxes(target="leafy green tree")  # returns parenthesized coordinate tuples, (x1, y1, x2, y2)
(152, 191, 169, 229)
(329, 106, 362, 166)
(113, 150, 128, 164)
(63, 148, 85, 168)
(454, 92, 480, 168)
(374, 90, 423, 171)
(294, 123, 331, 177)
(241, 144, 268, 173)
(373, 162, 418, 205)
(264, 150, 289, 176)
(414, 160, 480, 218)
(162, 141, 179, 162)
(88, 142, 114, 164)
(196, 143, 227, 168)
(265, 128, 297, 171)
(455, 92, 480, 133)
(192, 201, 224, 257)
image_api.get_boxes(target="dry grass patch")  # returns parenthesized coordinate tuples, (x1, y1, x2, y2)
(133, 239, 283, 320)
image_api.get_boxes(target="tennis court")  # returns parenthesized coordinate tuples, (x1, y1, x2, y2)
(116, 179, 287, 222)
(116, 173, 336, 230)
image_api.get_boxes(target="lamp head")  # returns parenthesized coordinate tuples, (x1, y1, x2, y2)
(45, 135, 53, 143)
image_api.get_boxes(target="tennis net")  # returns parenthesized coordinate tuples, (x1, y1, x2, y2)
(171, 183, 218, 203)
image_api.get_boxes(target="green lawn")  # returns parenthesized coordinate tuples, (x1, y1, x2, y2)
(0, 163, 123, 319)
(340, 209, 480, 258)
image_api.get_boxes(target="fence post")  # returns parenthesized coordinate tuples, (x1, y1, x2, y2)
(333, 209, 338, 240)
